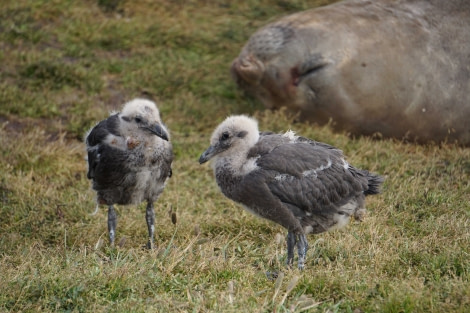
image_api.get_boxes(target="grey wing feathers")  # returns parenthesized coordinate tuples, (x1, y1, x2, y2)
(86, 114, 124, 181)
(253, 137, 369, 212)
(86, 114, 120, 147)
(248, 132, 343, 159)
(246, 132, 282, 158)
(91, 147, 132, 187)
(161, 147, 174, 179)
(296, 135, 344, 156)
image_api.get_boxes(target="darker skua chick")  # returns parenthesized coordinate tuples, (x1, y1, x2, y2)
(85, 98, 173, 248)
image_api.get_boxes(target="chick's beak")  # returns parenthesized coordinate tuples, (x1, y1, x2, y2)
(199, 145, 216, 164)
(148, 123, 169, 141)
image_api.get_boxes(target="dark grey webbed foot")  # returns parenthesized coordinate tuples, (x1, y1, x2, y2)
(265, 271, 279, 280)
(108, 205, 117, 245)
(286, 231, 296, 267)
(146, 201, 155, 249)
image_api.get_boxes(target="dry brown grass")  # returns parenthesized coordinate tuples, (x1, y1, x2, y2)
(0, 0, 469, 312)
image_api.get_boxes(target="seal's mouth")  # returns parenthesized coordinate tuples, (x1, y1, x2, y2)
(291, 55, 330, 87)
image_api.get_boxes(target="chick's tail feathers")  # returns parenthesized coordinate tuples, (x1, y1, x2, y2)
(363, 170, 384, 195)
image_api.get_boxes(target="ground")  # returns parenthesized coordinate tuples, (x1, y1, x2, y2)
(0, 0, 469, 312)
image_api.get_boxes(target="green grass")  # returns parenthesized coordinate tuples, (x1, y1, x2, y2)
(0, 0, 469, 312)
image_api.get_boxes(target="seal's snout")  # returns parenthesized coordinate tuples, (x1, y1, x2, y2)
(230, 58, 243, 85)
(231, 54, 265, 87)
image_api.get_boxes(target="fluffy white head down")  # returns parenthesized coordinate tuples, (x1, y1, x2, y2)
(210, 115, 260, 175)
(210, 115, 259, 147)
(121, 98, 162, 123)
(118, 98, 169, 140)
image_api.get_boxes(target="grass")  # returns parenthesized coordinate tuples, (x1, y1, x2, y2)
(0, 0, 469, 312)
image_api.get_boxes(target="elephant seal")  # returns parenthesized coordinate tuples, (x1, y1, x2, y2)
(231, 0, 470, 145)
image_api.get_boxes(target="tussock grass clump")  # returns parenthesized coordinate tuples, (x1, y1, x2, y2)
(0, 0, 469, 312)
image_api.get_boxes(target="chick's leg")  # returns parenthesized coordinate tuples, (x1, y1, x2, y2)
(296, 233, 308, 270)
(108, 205, 117, 245)
(146, 202, 155, 249)
(286, 231, 296, 266)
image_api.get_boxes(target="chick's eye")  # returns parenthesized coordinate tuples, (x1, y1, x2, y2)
(135, 117, 142, 123)
(221, 132, 230, 141)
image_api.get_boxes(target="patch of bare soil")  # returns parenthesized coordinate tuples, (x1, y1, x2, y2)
(0, 115, 74, 143)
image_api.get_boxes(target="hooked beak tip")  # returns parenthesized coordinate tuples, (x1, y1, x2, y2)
(149, 123, 169, 141)
(198, 154, 208, 164)
(199, 146, 215, 164)
(160, 133, 169, 141)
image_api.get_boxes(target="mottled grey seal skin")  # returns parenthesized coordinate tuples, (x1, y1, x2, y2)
(232, 0, 470, 145)
(85, 98, 173, 248)
(199, 115, 383, 269)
